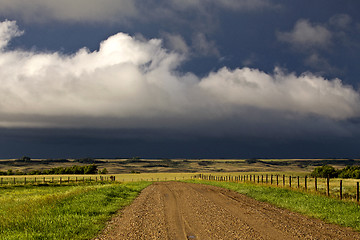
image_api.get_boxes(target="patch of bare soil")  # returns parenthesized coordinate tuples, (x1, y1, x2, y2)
(96, 182, 360, 240)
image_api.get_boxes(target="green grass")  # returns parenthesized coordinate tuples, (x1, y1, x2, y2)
(0, 181, 151, 240)
(188, 180, 360, 231)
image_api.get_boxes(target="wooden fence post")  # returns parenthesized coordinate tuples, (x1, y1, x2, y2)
(315, 177, 317, 191)
(297, 176, 300, 188)
(357, 182, 359, 202)
(43, 177, 46, 183)
(14, 177, 16, 184)
(289, 176, 291, 188)
(24, 177, 26, 185)
(276, 175, 279, 186)
(261, 175, 263, 183)
(283, 175, 285, 186)
(266, 174, 268, 184)
(257, 175, 259, 183)
(60, 177, 62, 184)
(271, 175, 273, 185)
(327, 176, 330, 196)
(339, 180, 342, 200)
(305, 176, 307, 190)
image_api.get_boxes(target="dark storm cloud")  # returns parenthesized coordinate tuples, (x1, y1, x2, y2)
(1, 115, 360, 158)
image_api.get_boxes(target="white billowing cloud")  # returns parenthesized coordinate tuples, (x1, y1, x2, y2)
(0, 20, 24, 49)
(200, 67, 360, 119)
(277, 19, 332, 48)
(0, 0, 137, 23)
(0, 21, 359, 128)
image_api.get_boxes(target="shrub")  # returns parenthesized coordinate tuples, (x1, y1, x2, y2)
(338, 166, 360, 179)
(198, 161, 214, 166)
(245, 158, 258, 164)
(311, 165, 338, 178)
(75, 158, 96, 164)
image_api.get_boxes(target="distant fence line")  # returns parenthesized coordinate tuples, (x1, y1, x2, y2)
(193, 174, 360, 203)
(0, 175, 192, 185)
(0, 175, 116, 185)
(3, 173, 359, 203)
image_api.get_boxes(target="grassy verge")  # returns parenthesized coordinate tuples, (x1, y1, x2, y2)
(0, 181, 151, 240)
(188, 180, 360, 231)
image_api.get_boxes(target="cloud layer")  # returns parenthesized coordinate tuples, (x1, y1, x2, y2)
(0, 0, 276, 23)
(0, 20, 359, 129)
(277, 19, 332, 48)
(0, 0, 138, 23)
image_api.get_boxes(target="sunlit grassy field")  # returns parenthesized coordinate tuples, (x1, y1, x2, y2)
(0, 182, 151, 240)
(1, 158, 360, 239)
(2, 158, 359, 175)
(1, 174, 360, 239)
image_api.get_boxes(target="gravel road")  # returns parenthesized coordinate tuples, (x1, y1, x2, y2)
(96, 182, 360, 240)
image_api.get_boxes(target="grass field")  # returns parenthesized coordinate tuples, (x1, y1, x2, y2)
(194, 173, 360, 201)
(2, 175, 360, 239)
(1, 158, 359, 175)
(1, 158, 360, 238)
(0, 181, 151, 240)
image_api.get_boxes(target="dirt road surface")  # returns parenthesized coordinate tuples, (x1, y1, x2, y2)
(96, 182, 360, 240)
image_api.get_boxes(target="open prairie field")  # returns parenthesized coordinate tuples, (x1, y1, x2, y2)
(1, 158, 359, 175)
(0, 181, 151, 240)
(2, 159, 360, 239)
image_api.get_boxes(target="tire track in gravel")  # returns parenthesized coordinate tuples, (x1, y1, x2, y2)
(96, 182, 360, 240)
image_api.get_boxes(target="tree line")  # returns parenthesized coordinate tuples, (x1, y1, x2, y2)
(0, 164, 108, 176)
(311, 165, 360, 178)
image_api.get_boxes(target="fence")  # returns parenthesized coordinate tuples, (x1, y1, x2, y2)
(193, 174, 360, 203)
(0, 175, 194, 185)
(0, 175, 116, 185)
(4, 173, 358, 203)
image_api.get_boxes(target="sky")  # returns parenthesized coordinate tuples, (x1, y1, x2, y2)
(0, 0, 360, 159)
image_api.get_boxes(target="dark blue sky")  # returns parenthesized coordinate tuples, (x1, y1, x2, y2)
(0, 0, 359, 159)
